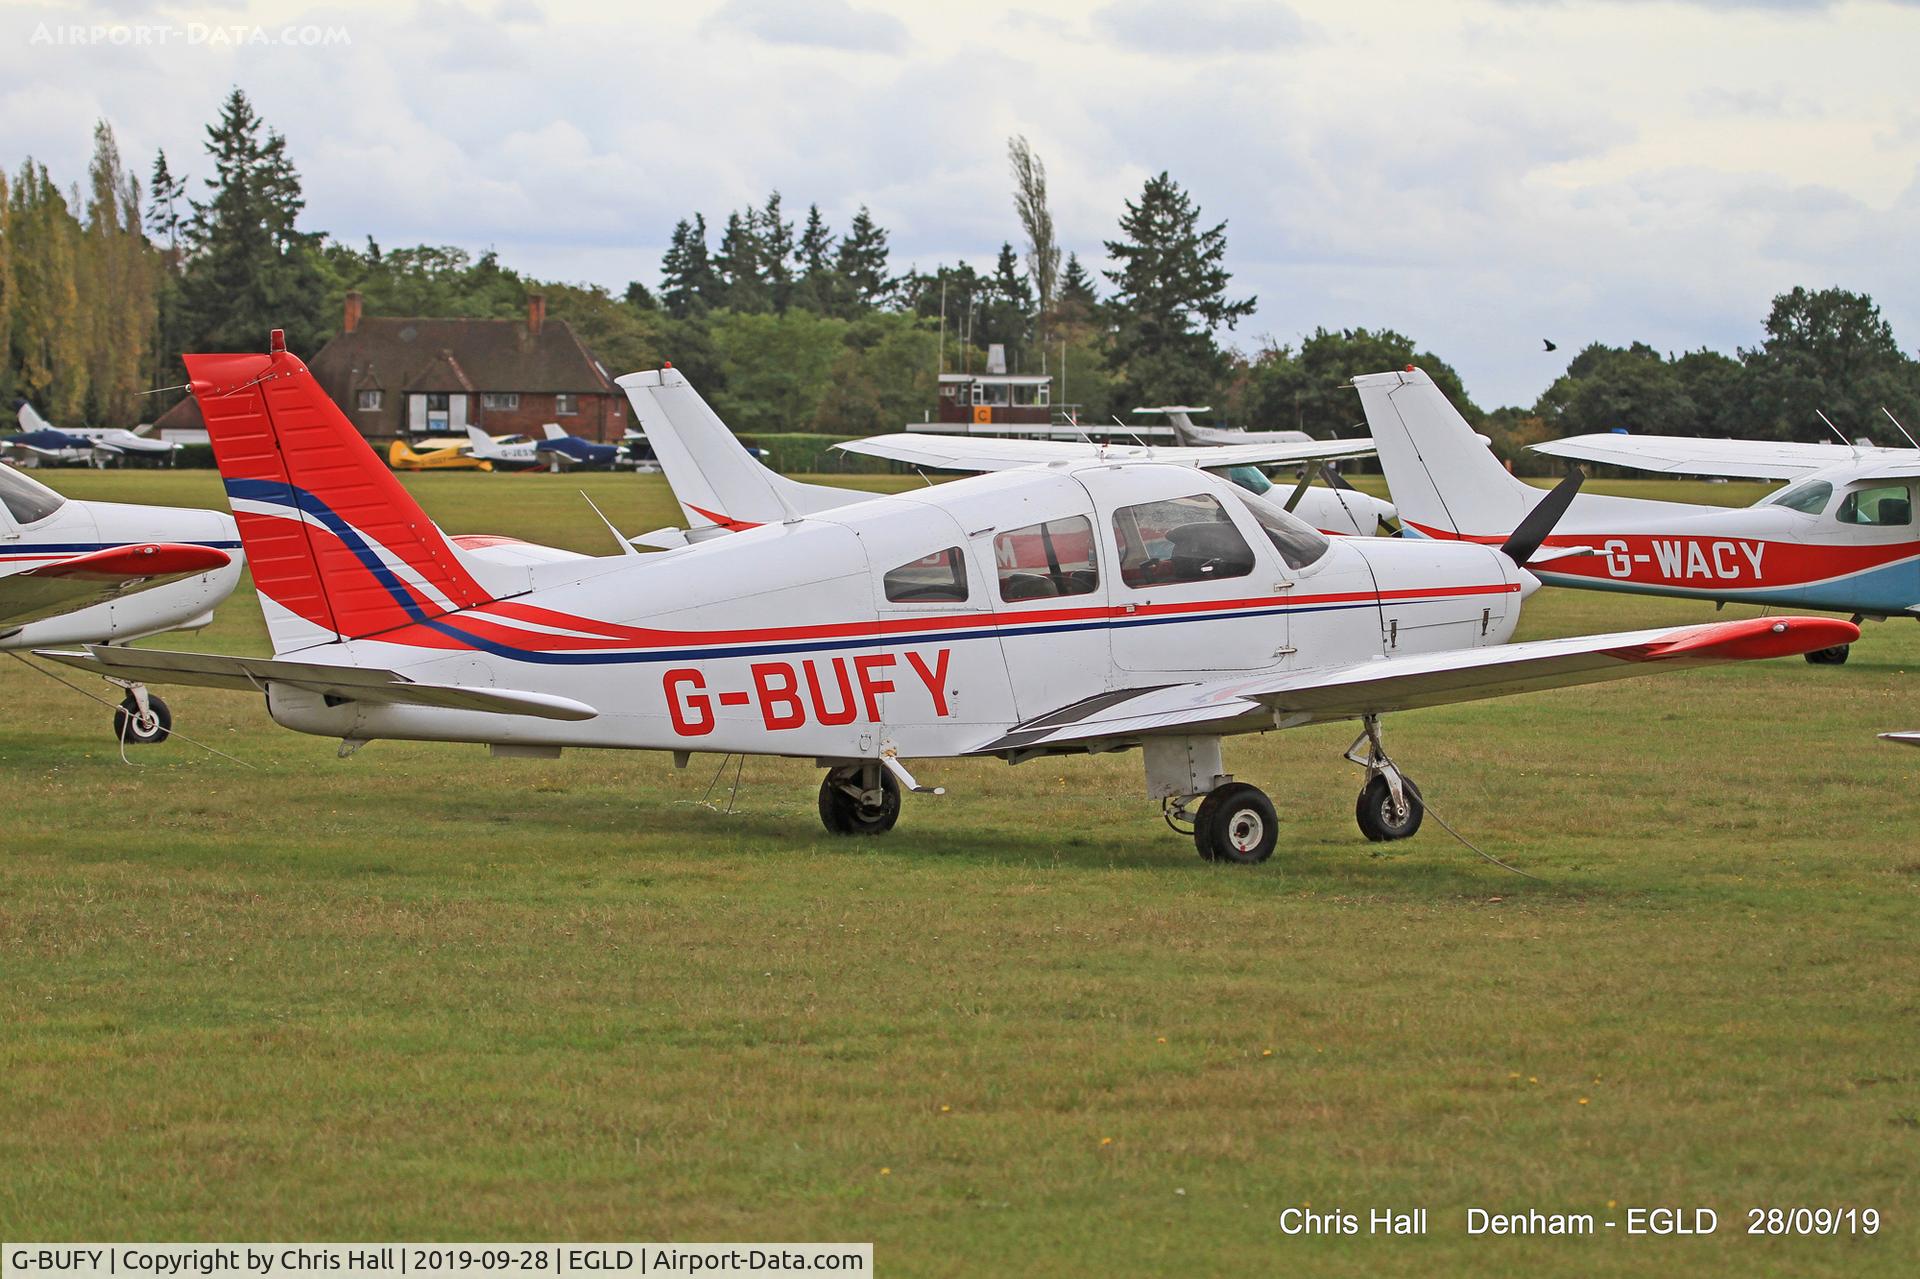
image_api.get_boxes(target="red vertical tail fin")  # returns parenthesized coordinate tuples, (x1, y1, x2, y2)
(187, 341, 494, 652)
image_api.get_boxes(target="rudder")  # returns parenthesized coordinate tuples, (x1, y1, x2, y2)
(187, 337, 494, 652)
(1352, 368, 1539, 539)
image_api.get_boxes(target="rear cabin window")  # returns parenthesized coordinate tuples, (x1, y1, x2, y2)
(1111, 494, 1256, 588)
(1837, 484, 1912, 526)
(884, 547, 969, 603)
(994, 516, 1099, 601)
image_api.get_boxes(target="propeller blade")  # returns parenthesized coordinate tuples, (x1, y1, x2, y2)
(1500, 466, 1585, 566)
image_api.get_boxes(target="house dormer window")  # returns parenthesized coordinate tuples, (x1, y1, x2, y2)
(356, 389, 382, 411)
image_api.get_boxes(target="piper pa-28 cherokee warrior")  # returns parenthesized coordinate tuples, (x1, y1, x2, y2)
(41, 335, 1856, 862)
(2, 460, 241, 742)
(1358, 368, 1919, 665)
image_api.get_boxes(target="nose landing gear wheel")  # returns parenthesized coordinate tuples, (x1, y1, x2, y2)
(1355, 774, 1423, 842)
(818, 768, 901, 836)
(1193, 782, 1278, 864)
(113, 693, 172, 746)
(1804, 644, 1850, 665)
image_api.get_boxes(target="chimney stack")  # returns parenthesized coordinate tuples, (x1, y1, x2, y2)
(527, 294, 546, 336)
(343, 290, 363, 334)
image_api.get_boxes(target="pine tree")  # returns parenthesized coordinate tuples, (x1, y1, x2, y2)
(833, 206, 891, 315)
(713, 210, 770, 313)
(760, 191, 795, 314)
(1058, 252, 1098, 314)
(985, 241, 1033, 364)
(180, 89, 325, 355)
(146, 149, 186, 263)
(793, 203, 837, 313)
(1103, 171, 1253, 405)
(659, 215, 715, 318)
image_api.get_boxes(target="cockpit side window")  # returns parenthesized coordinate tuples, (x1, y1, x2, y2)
(1230, 489, 1330, 570)
(1111, 494, 1256, 588)
(1837, 483, 1913, 527)
(1768, 480, 1832, 515)
(0, 464, 66, 524)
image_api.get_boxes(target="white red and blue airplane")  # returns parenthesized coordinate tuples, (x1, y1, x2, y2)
(463, 424, 623, 471)
(7, 402, 183, 466)
(2, 460, 242, 742)
(1357, 368, 1919, 664)
(39, 335, 1857, 861)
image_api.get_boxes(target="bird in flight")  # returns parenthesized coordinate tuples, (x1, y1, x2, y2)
(1542, 338, 1558, 352)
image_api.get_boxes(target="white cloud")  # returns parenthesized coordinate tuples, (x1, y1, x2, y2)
(707, 0, 908, 53)
(1094, 0, 1310, 54)
(3, 0, 1917, 407)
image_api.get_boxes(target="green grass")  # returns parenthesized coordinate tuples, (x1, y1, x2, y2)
(2, 471, 1916, 1276)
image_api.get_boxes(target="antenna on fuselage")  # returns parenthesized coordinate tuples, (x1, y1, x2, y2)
(1110, 416, 1152, 454)
(1815, 410, 1859, 457)
(1880, 406, 1920, 451)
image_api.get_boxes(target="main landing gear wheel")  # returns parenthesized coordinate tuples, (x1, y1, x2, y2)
(818, 767, 900, 836)
(1193, 782, 1278, 864)
(1805, 644, 1851, 665)
(113, 692, 172, 746)
(1355, 774, 1423, 842)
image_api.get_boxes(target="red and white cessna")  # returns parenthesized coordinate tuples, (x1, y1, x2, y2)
(3, 460, 241, 742)
(41, 336, 1857, 861)
(1358, 368, 1919, 664)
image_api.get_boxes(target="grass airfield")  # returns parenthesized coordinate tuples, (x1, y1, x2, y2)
(1, 469, 1915, 1276)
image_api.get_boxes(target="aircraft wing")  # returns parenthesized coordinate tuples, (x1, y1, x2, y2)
(1529, 433, 1912, 480)
(834, 433, 1376, 472)
(970, 616, 1855, 754)
(1882, 732, 1920, 748)
(33, 645, 599, 721)
(0, 543, 232, 632)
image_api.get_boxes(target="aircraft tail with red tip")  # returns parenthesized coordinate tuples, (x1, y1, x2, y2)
(186, 333, 504, 653)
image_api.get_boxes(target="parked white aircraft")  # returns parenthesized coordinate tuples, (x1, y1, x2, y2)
(829, 431, 1398, 538)
(463, 424, 623, 470)
(7, 403, 183, 465)
(2, 461, 242, 741)
(41, 339, 1856, 860)
(1357, 369, 1919, 664)
(1135, 405, 1315, 447)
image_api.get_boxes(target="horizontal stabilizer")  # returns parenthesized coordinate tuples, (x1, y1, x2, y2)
(1881, 732, 1920, 748)
(34, 645, 599, 721)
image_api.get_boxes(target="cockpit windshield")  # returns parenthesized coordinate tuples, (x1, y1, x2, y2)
(0, 463, 66, 524)
(1763, 479, 1832, 515)
(1230, 488, 1330, 570)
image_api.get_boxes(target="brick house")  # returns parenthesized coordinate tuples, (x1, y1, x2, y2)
(155, 293, 626, 444)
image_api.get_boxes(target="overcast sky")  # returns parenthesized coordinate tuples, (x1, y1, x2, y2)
(6, 0, 1919, 409)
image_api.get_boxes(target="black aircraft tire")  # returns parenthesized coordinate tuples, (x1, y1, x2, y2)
(1804, 644, 1851, 666)
(1356, 774, 1423, 842)
(1193, 782, 1278, 864)
(113, 693, 172, 746)
(817, 770, 901, 836)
